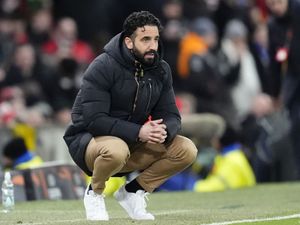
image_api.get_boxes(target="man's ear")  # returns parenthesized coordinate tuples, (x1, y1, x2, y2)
(124, 37, 133, 49)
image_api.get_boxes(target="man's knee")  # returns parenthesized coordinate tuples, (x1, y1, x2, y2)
(92, 136, 130, 165)
(168, 135, 198, 165)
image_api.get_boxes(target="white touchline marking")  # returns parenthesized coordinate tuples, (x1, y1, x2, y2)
(201, 213, 300, 225)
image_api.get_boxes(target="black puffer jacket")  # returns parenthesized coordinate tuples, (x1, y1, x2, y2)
(63, 32, 181, 175)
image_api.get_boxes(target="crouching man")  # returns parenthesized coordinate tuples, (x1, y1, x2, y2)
(63, 11, 197, 221)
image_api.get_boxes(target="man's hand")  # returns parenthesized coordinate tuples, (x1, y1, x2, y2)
(138, 119, 167, 143)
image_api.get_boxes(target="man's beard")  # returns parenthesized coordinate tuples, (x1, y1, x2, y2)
(132, 47, 158, 66)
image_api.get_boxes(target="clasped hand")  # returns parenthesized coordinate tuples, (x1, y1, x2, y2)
(138, 119, 167, 144)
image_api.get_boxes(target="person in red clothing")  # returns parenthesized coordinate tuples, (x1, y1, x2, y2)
(42, 17, 94, 67)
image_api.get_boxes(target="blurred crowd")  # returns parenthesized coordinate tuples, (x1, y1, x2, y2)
(0, 0, 299, 192)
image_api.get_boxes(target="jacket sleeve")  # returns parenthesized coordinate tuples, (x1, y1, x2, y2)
(151, 62, 181, 142)
(81, 56, 141, 143)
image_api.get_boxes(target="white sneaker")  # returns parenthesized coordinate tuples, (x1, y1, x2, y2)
(84, 186, 109, 221)
(114, 185, 155, 220)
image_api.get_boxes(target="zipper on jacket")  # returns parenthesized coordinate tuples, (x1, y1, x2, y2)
(145, 78, 152, 112)
(128, 75, 140, 121)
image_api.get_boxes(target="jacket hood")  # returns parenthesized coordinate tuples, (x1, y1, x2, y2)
(103, 32, 163, 69)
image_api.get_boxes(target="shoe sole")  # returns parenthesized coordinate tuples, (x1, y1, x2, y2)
(86, 217, 109, 221)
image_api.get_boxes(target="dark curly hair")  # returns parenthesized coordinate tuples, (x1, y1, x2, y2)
(123, 11, 163, 37)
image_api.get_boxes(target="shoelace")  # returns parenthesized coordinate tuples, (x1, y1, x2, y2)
(135, 191, 150, 214)
(89, 191, 106, 210)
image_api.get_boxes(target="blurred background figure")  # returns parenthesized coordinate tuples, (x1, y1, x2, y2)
(28, 9, 53, 48)
(161, 0, 187, 92)
(2, 137, 43, 170)
(0, 44, 53, 124)
(0, 14, 17, 67)
(194, 125, 256, 192)
(220, 19, 267, 125)
(220, 18, 296, 182)
(49, 58, 80, 125)
(177, 17, 236, 127)
(177, 17, 217, 79)
(266, 0, 300, 179)
(41, 17, 94, 67)
(157, 112, 226, 191)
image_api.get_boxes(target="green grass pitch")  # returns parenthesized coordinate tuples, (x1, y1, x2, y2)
(1, 182, 300, 225)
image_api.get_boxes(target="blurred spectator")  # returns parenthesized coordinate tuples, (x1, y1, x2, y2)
(182, 0, 208, 20)
(205, 0, 220, 14)
(52, 0, 112, 41)
(249, 23, 274, 96)
(2, 137, 43, 170)
(219, 19, 295, 182)
(161, 0, 187, 92)
(41, 17, 95, 67)
(28, 9, 53, 48)
(49, 58, 81, 125)
(165, 93, 227, 191)
(255, 0, 268, 20)
(244, 107, 297, 182)
(157, 112, 225, 192)
(177, 17, 235, 124)
(212, 0, 255, 38)
(0, 87, 25, 126)
(220, 19, 275, 125)
(193, 125, 256, 192)
(0, 0, 20, 15)
(266, 0, 300, 179)
(0, 14, 18, 66)
(222, 19, 258, 122)
(2, 44, 54, 109)
(0, 87, 50, 129)
(181, 113, 226, 180)
(14, 16, 28, 44)
(177, 17, 216, 78)
(0, 44, 55, 128)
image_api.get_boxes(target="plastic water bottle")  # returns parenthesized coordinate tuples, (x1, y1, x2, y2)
(2, 172, 14, 213)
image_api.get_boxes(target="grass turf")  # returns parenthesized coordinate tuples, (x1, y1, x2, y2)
(0, 182, 300, 225)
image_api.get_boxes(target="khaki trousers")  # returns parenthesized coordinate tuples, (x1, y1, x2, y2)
(85, 135, 197, 194)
